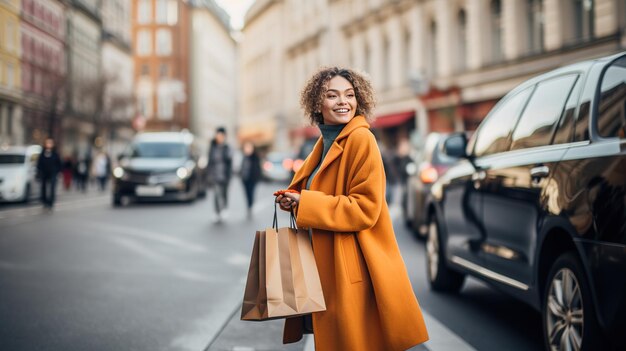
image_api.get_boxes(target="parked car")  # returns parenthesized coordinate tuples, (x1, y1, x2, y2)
(292, 137, 318, 174)
(427, 52, 626, 350)
(403, 133, 459, 239)
(0, 145, 42, 203)
(262, 151, 294, 182)
(112, 131, 207, 206)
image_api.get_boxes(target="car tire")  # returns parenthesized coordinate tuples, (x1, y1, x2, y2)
(22, 183, 31, 204)
(543, 252, 604, 351)
(112, 193, 122, 207)
(426, 216, 465, 292)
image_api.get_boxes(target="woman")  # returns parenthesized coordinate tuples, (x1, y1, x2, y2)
(276, 67, 429, 350)
(240, 141, 262, 218)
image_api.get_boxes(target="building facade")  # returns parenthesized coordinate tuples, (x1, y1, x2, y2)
(239, 0, 285, 148)
(101, 0, 134, 157)
(64, 0, 102, 157)
(240, 0, 626, 151)
(132, 0, 191, 132)
(0, 0, 23, 145)
(188, 0, 236, 143)
(19, 0, 65, 147)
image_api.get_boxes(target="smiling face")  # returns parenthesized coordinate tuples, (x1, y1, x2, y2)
(320, 75, 358, 125)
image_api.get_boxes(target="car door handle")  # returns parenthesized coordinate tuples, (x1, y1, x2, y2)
(530, 165, 550, 179)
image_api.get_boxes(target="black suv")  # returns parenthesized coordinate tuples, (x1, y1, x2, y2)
(427, 52, 626, 350)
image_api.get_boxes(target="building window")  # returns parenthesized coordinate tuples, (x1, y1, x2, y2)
(167, 0, 178, 25)
(156, 0, 167, 23)
(364, 43, 371, 75)
(383, 35, 390, 89)
(403, 28, 411, 82)
(137, 30, 152, 56)
(155, 29, 172, 56)
(6, 64, 14, 88)
(7, 105, 13, 136)
(6, 21, 16, 53)
(141, 64, 150, 76)
(157, 84, 173, 120)
(573, 0, 594, 43)
(457, 9, 467, 72)
(428, 20, 437, 78)
(139, 95, 153, 117)
(138, 0, 152, 24)
(159, 63, 168, 78)
(490, 0, 503, 63)
(527, 0, 544, 54)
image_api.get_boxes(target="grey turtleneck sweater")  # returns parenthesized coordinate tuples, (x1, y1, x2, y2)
(305, 123, 346, 190)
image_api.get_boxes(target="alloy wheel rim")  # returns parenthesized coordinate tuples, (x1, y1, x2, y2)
(546, 268, 584, 351)
(426, 222, 439, 281)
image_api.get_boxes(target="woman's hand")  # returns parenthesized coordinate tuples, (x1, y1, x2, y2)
(276, 192, 300, 209)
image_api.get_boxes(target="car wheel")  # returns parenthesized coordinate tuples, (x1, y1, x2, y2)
(22, 183, 31, 204)
(426, 217, 465, 292)
(112, 193, 122, 207)
(543, 253, 603, 351)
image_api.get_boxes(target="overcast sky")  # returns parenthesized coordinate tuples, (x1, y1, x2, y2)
(214, 0, 255, 30)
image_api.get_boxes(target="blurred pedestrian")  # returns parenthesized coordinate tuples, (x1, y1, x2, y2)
(61, 156, 74, 191)
(37, 138, 62, 210)
(240, 141, 262, 219)
(207, 127, 232, 222)
(74, 157, 89, 192)
(276, 67, 428, 350)
(92, 150, 111, 192)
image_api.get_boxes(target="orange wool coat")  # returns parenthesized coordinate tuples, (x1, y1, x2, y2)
(283, 116, 429, 350)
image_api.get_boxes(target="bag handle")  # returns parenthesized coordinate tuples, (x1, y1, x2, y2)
(273, 200, 297, 230)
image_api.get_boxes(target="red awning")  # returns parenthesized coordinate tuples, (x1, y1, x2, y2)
(371, 111, 415, 128)
(290, 126, 320, 139)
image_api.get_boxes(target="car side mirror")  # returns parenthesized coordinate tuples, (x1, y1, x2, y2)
(443, 133, 468, 158)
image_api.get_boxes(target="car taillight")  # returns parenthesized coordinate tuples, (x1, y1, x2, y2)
(282, 158, 294, 170)
(263, 161, 273, 171)
(420, 164, 439, 184)
(293, 159, 304, 172)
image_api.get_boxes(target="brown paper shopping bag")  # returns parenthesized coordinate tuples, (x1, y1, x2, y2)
(241, 205, 326, 321)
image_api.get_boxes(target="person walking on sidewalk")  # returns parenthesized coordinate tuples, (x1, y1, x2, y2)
(240, 141, 262, 219)
(207, 127, 232, 222)
(276, 67, 429, 350)
(92, 150, 111, 192)
(37, 138, 62, 210)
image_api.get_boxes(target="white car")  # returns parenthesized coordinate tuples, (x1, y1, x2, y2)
(0, 145, 42, 203)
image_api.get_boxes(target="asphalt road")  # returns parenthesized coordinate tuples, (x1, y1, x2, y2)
(0, 180, 543, 351)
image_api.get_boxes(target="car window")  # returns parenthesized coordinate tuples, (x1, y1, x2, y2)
(131, 142, 188, 158)
(553, 77, 582, 145)
(510, 75, 578, 150)
(597, 56, 626, 139)
(0, 154, 26, 164)
(472, 87, 533, 157)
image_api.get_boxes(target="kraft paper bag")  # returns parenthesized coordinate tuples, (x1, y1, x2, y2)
(241, 218, 326, 321)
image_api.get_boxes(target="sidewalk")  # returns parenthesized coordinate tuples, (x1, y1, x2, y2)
(205, 304, 439, 351)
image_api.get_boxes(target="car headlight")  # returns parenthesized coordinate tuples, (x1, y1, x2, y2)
(113, 167, 125, 179)
(176, 167, 190, 179)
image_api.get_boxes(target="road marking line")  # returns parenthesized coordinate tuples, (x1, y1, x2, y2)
(83, 222, 208, 253)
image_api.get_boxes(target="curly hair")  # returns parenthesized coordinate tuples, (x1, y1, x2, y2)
(300, 67, 376, 125)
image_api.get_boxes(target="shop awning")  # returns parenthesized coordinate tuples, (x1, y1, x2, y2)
(371, 111, 415, 128)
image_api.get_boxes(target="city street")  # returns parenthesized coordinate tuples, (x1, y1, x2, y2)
(0, 180, 542, 351)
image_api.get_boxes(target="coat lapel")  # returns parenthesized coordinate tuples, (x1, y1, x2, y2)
(314, 141, 343, 178)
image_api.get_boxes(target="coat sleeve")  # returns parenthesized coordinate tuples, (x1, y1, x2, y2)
(295, 130, 385, 232)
